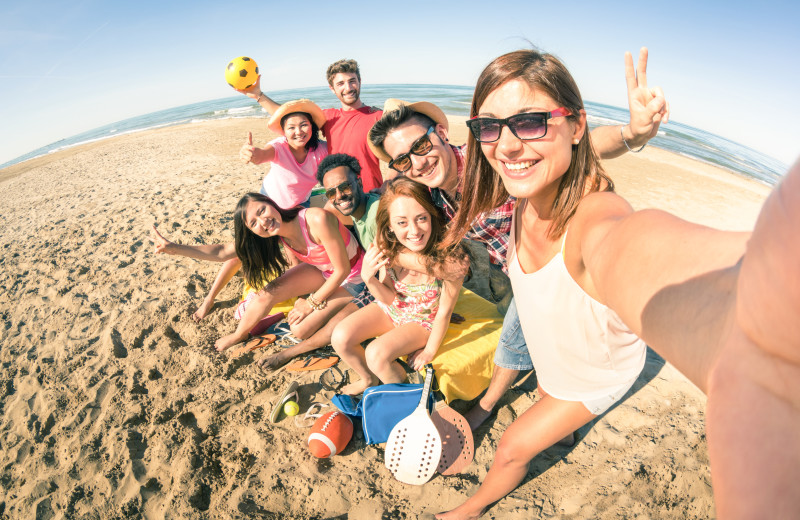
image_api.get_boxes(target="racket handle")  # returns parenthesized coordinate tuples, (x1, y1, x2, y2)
(418, 364, 435, 412)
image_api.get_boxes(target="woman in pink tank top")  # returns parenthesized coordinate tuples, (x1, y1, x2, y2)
(439, 49, 800, 519)
(152, 192, 363, 353)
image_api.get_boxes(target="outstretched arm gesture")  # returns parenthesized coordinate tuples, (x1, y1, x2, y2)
(234, 74, 280, 114)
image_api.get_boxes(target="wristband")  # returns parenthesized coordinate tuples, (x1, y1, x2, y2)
(620, 125, 647, 153)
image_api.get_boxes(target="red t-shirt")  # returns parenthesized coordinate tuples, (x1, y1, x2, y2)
(322, 106, 383, 192)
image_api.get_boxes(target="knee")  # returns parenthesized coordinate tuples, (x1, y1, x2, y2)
(494, 433, 534, 469)
(364, 345, 385, 373)
(330, 323, 352, 352)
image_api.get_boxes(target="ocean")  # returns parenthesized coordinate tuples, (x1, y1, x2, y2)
(1, 84, 787, 186)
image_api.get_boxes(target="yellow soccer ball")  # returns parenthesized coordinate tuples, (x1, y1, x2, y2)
(225, 56, 259, 90)
(284, 400, 300, 417)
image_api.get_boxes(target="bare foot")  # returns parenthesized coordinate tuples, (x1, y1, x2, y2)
(214, 333, 243, 352)
(192, 298, 214, 322)
(340, 378, 375, 396)
(464, 402, 493, 431)
(258, 351, 291, 370)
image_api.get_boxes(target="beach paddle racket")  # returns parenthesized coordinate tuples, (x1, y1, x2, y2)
(384, 364, 441, 485)
(431, 391, 474, 475)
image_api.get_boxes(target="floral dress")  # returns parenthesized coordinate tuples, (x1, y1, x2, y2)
(375, 268, 442, 331)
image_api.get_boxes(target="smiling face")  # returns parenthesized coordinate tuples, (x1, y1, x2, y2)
(329, 72, 361, 107)
(243, 199, 281, 238)
(388, 195, 432, 252)
(477, 79, 585, 203)
(382, 120, 457, 192)
(281, 114, 312, 150)
(322, 165, 364, 217)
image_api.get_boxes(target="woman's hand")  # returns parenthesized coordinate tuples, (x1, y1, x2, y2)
(150, 225, 176, 255)
(240, 132, 256, 163)
(407, 346, 437, 372)
(288, 297, 314, 326)
(361, 242, 390, 281)
(234, 74, 262, 100)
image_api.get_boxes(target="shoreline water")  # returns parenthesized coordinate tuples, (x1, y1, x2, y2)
(1, 84, 787, 186)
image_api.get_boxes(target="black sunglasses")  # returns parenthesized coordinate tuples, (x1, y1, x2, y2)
(465, 108, 571, 143)
(324, 180, 354, 200)
(388, 126, 436, 173)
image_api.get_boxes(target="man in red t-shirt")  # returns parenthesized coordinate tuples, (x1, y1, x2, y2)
(238, 59, 384, 192)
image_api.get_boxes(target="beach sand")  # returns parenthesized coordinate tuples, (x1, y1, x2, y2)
(0, 117, 771, 519)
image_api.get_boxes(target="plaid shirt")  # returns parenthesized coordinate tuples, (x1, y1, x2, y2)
(430, 144, 515, 273)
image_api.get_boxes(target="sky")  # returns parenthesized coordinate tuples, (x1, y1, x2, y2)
(1, 0, 799, 168)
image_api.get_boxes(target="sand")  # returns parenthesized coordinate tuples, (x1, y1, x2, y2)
(0, 116, 771, 519)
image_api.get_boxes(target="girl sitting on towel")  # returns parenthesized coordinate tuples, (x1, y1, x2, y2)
(153, 193, 364, 352)
(331, 176, 468, 395)
(435, 48, 800, 519)
(153, 99, 329, 322)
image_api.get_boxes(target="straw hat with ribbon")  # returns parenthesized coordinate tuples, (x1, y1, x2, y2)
(368, 99, 449, 163)
(267, 99, 327, 134)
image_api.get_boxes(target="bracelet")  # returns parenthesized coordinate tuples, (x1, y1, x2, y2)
(620, 125, 647, 153)
(256, 92, 265, 103)
(307, 294, 327, 311)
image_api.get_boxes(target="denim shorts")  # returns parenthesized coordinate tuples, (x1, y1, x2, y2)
(493, 297, 533, 371)
(342, 280, 366, 298)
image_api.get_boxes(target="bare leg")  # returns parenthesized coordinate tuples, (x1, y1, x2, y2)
(464, 366, 520, 430)
(214, 263, 324, 351)
(259, 302, 359, 370)
(364, 323, 430, 384)
(193, 257, 241, 322)
(331, 303, 393, 395)
(436, 395, 595, 520)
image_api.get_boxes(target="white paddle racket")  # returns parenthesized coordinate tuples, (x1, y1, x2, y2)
(384, 364, 442, 485)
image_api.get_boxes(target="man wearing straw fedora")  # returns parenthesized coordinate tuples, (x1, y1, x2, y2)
(367, 49, 669, 429)
(238, 59, 384, 193)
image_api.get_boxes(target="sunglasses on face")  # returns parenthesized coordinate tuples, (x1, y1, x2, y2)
(388, 126, 436, 173)
(324, 180, 354, 200)
(465, 107, 572, 143)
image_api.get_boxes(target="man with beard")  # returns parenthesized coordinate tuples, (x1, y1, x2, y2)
(366, 49, 669, 429)
(257, 153, 381, 369)
(239, 59, 384, 192)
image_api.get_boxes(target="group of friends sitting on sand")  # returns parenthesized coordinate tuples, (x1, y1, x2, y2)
(150, 52, 799, 519)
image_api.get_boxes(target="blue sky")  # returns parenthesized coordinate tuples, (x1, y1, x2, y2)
(1, 0, 798, 167)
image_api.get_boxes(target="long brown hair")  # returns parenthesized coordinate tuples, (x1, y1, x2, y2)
(445, 49, 613, 247)
(233, 193, 301, 289)
(376, 177, 467, 273)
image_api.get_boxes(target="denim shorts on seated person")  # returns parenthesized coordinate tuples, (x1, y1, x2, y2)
(494, 297, 533, 371)
(342, 280, 366, 299)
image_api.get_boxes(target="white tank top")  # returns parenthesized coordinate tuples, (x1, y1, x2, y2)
(508, 204, 646, 402)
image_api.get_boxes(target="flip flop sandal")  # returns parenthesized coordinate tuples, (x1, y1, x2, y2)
(294, 402, 330, 428)
(319, 365, 348, 393)
(285, 352, 340, 372)
(230, 334, 277, 357)
(269, 380, 299, 423)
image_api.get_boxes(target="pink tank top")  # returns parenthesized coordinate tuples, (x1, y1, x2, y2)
(508, 202, 646, 402)
(281, 209, 363, 285)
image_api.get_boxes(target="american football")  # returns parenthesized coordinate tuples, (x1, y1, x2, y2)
(307, 411, 353, 458)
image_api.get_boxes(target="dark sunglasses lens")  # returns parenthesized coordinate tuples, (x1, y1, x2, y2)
(325, 182, 352, 200)
(410, 134, 433, 155)
(469, 119, 501, 142)
(510, 114, 547, 139)
(389, 156, 411, 173)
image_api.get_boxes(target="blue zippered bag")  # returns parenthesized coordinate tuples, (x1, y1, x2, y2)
(331, 383, 435, 445)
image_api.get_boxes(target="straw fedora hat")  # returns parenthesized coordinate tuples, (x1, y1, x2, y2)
(368, 99, 449, 163)
(267, 99, 327, 134)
